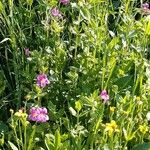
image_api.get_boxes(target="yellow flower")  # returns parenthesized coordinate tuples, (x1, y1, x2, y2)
(110, 106, 115, 112)
(139, 125, 148, 134)
(136, 96, 141, 101)
(105, 120, 119, 136)
(118, 69, 125, 76)
(14, 109, 28, 118)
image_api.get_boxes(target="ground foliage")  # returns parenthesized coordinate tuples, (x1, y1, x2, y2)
(0, 0, 150, 149)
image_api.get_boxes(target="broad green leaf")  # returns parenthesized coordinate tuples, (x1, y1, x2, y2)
(132, 143, 150, 150)
(0, 121, 8, 133)
(114, 75, 133, 91)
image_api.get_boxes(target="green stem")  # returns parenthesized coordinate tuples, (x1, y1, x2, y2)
(18, 120, 23, 149)
(24, 121, 27, 150)
(13, 122, 21, 150)
(27, 125, 36, 150)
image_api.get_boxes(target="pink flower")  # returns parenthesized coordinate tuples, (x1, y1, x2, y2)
(100, 90, 109, 103)
(28, 107, 49, 123)
(60, 0, 69, 5)
(36, 74, 50, 88)
(24, 48, 29, 57)
(142, 3, 149, 9)
(142, 3, 149, 14)
(51, 7, 62, 17)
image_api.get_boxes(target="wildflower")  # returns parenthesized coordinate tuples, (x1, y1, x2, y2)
(51, 7, 62, 17)
(100, 90, 109, 102)
(28, 107, 49, 123)
(142, 3, 150, 14)
(137, 100, 143, 105)
(139, 125, 148, 134)
(24, 48, 30, 57)
(14, 109, 28, 118)
(136, 96, 143, 105)
(105, 120, 119, 136)
(60, 0, 69, 5)
(36, 73, 50, 88)
(110, 106, 115, 112)
(142, 3, 149, 9)
(136, 96, 141, 101)
(146, 112, 150, 120)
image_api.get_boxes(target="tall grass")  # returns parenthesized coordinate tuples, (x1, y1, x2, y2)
(0, 0, 150, 149)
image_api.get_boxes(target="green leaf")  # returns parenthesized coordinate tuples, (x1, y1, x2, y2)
(0, 121, 8, 133)
(0, 38, 10, 44)
(54, 130, 61, 150)
(132, 143, 150, 150)
(8, 141, 18, 150)
(108, 37, 119, 49)
(0, 133, 4, 146)
(45, 134, 55, 150)
(145, 20, 150, 35)
(0, 2, 3, 13)
(26, 0, 33, 6)
(0, 71, 6, 95)
(79, 9, 90, 21)
(75, 101, 82, 112)
(114, 75, 133, 91)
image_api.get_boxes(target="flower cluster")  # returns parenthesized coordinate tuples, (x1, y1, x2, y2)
(28, 107, 49, 123)
(142, 3, 149, 10)
(100, 90, 109, 103)
(51, 0, 69, 17)
(51, 7, 62, 17)
(105, 120, 119, 136)
(60, 0, 69, 5)
(142, 3, 150, 14)
(36, 74, 50, 88)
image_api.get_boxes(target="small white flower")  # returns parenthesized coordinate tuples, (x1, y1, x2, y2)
(146, 112, 150, 120)
(137, 101, 143, 105)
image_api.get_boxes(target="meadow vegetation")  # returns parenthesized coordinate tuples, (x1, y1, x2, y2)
(0, 0, 150, 149)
